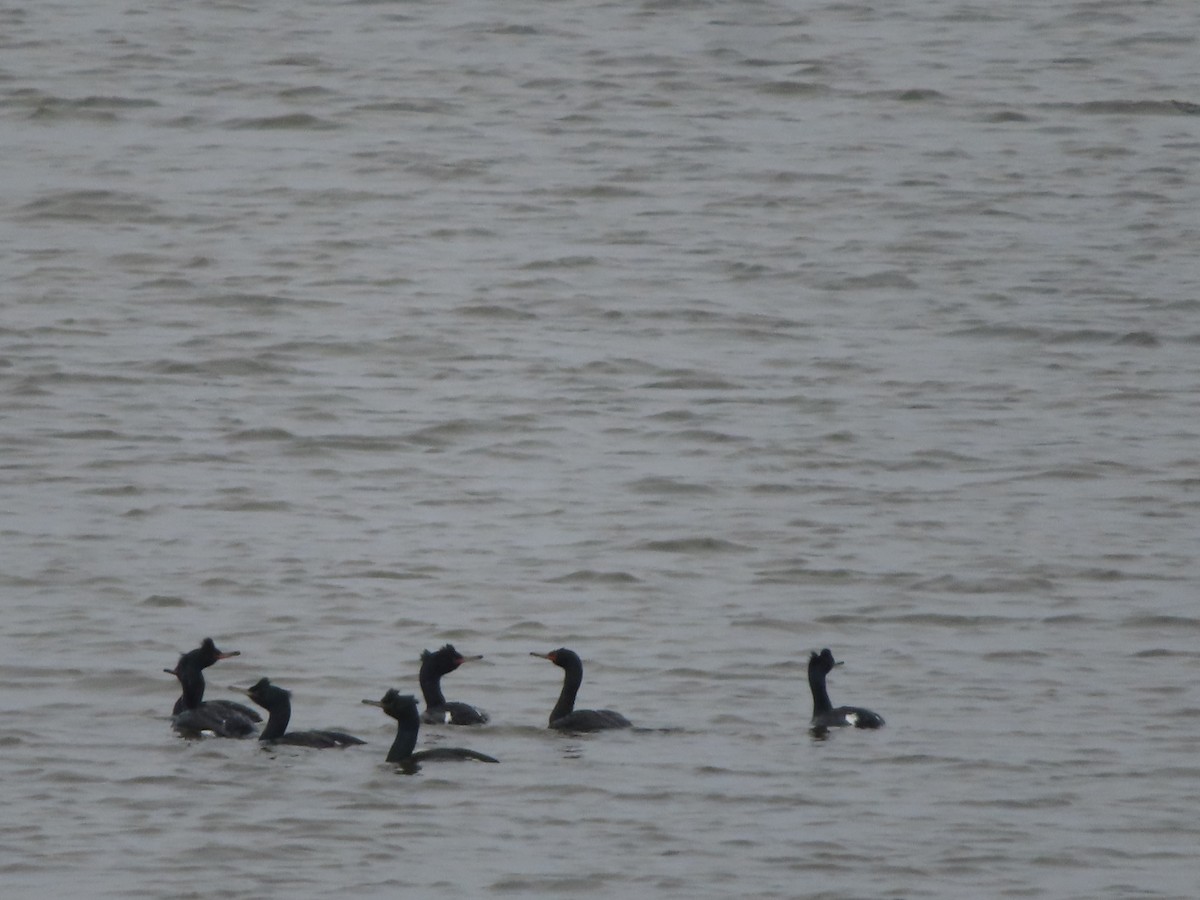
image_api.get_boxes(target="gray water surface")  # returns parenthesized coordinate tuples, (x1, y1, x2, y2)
(3, 1, 1199, 897)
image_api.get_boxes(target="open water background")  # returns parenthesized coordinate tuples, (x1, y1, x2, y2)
(2, 0, 1200, 897)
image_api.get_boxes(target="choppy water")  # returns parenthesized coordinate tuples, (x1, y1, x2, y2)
(3, 0, 1200, 897)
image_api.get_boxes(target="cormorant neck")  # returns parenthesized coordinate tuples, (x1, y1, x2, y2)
(551, 664, 582, 724)
(386, 715, 420, 763)
(175, 667, 206, 712)
(419, 669, 446, 709)
(808, 667, 833, 716)
(258, 699, 292, 741)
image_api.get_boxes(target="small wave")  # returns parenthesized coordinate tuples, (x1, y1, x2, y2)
(294, 434, 405, 453)
(1059, 99, 1200, 116)
(562, 184, 647, 199)
(20, 92, 157, 122)
(722, 261, 773, 281)
(982, 109, 1032, 123)
(193, 498, 293, 513)
(497, 620, 550, 636)
(188, 291, 328, 311)
(1024, 465, 1112, 482)
(953, 323, 1172, 346)
(492, 876, 602, 892)
(817, 612, 1016, 628)
(342, 569, 432, 581)
(748, 482, 803, 495)
(453, 304, 537, 320)
(823, 270, 919, 290)
(51, 429, 127, 440)
(1122, 614, 1200, 630)
(17, 190, 164, 223)
(149, 357, 297, 377)
(406, 419, 486, 447)
(490, 24, 540, 36)
(141, 595, 187, 608)
(1115, 331, 1160, 347)
(728, 616, 806, 632)
(626, 476, 715, 495)
(266, 54, 325, 68)
(635, 537, 750, 553)
(355, 99, 458, 115)
(1074, 567, 1151, 581)
(642, 377, 744, 390)
(87, 485, 144, 496)
(43, 770, 105, 785)
(519, 255, 599, 270)
(222, 113, 340, 130)
(755, 80, 828, 96)
(668, 427, 744, 443)
(963, 794, 1076, 809)
(753, 567, 857, 585)
(1046, 328, 1124, 344)
(546, 570, 641, 584)
(950, 323, 1044, 341)
(226, 427, 296, 442)
(893, 88, 948, 102)
(907, 574, 1055, 593)
(663, 666, 718, 678)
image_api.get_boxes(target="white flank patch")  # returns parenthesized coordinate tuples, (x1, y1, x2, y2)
(444, 711, 453, 724)
(845, 712, 859, 726)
